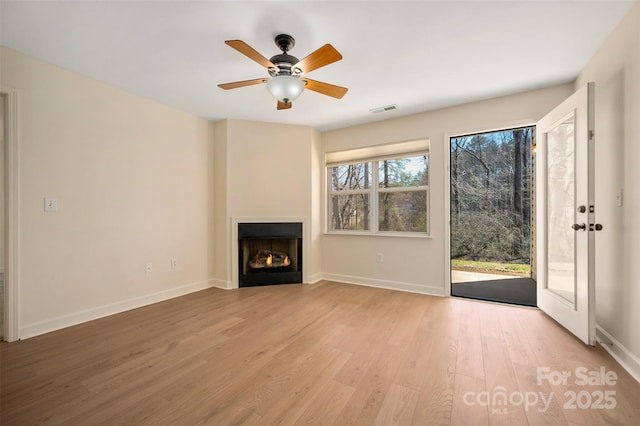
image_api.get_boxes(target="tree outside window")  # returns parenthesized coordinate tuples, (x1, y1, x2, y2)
(328, 154, 429, 234)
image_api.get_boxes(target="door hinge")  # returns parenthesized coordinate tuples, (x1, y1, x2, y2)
(589, 130, 595, 140)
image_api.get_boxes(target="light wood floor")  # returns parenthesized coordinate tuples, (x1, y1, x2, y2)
(1, 281, 639, 425)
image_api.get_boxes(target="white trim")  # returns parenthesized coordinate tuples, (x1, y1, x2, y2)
(443, 119, 536, 298)
(230, 216, 310, 289)
(1, 86, 20, 342)
(20, 279, 217, 339)
(322, 273, 445, 297)
(596, 325, 640, 383)
(443, 131, 452, 297)
(211, 278, 232, 290)
(307, 272, 324, 284)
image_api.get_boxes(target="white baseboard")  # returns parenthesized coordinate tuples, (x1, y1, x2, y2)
(596, 325, 640, 383)
(322, 273, 445, 297)
(306, 273, 324, 284)
(20, 279, 217, 339)
(211, 278, 232, 290)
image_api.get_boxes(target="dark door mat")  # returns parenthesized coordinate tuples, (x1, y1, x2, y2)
(452, 277, 537, 307)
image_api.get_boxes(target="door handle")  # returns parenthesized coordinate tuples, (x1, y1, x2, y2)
(572, 223, 586, 231)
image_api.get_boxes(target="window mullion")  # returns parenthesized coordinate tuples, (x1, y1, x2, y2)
(372, 161, 379, 232)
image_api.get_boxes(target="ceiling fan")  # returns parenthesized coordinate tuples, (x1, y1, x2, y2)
(218, 34, 348, 110)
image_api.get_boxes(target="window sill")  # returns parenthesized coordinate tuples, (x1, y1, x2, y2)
(324, 231, 432, 239)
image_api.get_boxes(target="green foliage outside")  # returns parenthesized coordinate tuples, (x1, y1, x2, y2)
(330, 155, 428, 232)
(451, 259, 531, 276)
(451, 127, 534, 269)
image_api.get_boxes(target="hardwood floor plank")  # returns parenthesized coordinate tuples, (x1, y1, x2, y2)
(292, 380, 355, 426)
(410, 335, 457, 425)
(240, 344, 343, 416)
(481, 335, 529, 425)
(392, 321, 435, 391)
(451, 373, 489, 426)
(455, 300, 485, 381)
(386, 292, 431, 348)
(498, 307, 568, 425)
(373, 383, 419, 426)
(259, 350, 352, 425)
(333, 344, 407, 425)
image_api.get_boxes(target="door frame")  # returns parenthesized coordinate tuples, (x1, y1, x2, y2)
(444, 119, 536, 297)
(1, 86, 20, 342)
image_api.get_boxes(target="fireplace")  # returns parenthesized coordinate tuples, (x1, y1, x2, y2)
(238, 222, 302, 287)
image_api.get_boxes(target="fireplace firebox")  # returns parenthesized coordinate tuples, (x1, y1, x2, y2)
(238, 222, 302, 287)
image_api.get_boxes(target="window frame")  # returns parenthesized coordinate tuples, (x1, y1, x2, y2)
(326, 151, 430, 236)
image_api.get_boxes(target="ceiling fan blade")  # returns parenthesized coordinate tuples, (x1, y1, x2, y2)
(218, 78, 267, 90)
(277, 101, 292, 110)
(301, 79, 348, 99)
(225, 40, 276, 69)
(295, 44, 342, 74)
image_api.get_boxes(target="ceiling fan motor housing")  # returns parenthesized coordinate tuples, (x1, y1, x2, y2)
(269, 34, 301, 76)
(269, 53, 300, 76)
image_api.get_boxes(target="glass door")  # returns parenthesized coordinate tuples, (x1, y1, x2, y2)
(536, 83, 595, 345)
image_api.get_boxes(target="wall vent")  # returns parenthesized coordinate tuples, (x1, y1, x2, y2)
(370, 104, 398, 114)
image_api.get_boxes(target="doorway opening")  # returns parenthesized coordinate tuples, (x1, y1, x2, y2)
(450, 126, 536, 307)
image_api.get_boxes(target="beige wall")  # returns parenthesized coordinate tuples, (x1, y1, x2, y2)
(0, 47, 216, 337)
(321, 84, 573, 295)
(213, 119, 321, 286)
(226, 119, 313, 218)
(575, 1, 640, 375)
(213, 120, 229, 287)
(309, 128, 323, 282)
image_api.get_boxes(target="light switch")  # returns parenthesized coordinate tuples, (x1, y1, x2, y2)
(44, 197, 58, 212)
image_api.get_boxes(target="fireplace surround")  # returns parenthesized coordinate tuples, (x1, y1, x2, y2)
(238, 222, 303, 287)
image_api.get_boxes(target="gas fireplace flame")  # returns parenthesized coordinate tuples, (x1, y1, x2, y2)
(248, 251, 291, 269)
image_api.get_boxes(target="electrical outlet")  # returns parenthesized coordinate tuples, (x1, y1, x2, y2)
(171, 258, 178, 270)
(145, 262, 153, 274)
(376, 253, 384, 263)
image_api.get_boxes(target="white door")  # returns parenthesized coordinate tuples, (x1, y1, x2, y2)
(536, 83, 595, 345)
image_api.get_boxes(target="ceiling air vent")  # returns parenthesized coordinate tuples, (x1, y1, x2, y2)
(370, 104, 398, 114)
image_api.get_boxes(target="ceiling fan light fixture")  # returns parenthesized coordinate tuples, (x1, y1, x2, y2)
(266, 75, 304, 104)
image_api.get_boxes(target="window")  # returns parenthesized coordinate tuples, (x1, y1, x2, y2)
(327, 140, 429, 235)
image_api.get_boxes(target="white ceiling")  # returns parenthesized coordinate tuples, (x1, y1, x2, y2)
(0, 0, 634, 131)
